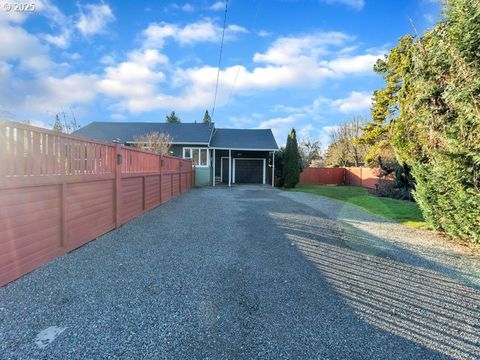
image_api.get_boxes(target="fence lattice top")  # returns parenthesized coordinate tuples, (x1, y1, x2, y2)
(0, 120, 192, 179)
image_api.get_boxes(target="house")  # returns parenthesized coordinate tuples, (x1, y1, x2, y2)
(74, 122, 279, 187)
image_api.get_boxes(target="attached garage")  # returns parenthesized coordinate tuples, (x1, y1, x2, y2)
(211, 128, 278, 187)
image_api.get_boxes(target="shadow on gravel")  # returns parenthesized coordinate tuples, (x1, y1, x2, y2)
(280, 191, 480, 289)
(269, 210, 480, 360)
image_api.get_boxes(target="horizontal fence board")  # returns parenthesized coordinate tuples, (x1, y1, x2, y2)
(299, 168, 345, 185)
(299, 167, 387, 189)
(0, 215, 60, 243)
(161, 174, 172, 203)
(0, 247, 65, 287)
(66, 180, 115, 251)
(0, 226, 61, 267)
(0, 120, 193, 286)
(120, 177, 144, 224)
(145, 176, 161, 210)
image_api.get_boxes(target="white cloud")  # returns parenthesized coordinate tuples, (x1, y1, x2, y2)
(42, 30, 72, 48)
(253, 32, 351, 65)
(165, 33, 380, 110)
(128, 48, 168, 67)
(229, 115, 257, 128)
(35, 0, 69, 25)
(209, 1, 225, 11)
(319, 125, 339, 146)
(332, 91, 372, 113)
(257, 114, 305, 143)
(0, 0, 28, 23)
(321, 0, 365, 10)
(0, 61, 11, 81)
(181, 3, 195, 12)
(0, 70, 97, 118)
(0, 10, 380, 125)
(67, 52, 81, 60)
(257, 30, 272, 37)
(143, 19, 247, 48)
(325, 53, 382, 74)
(0, 0, 73, 48)
(97, 49, 167, 108)
(298, 124, 315, 138)
(0, 23, 52, 71)
(262, 91, 372, 145)
(100, 54, 116, 65)
(76, 3, 115, 36)
(169, 3, 196, 12)
(26, 74, 98, 112)
(102, 29, 381, 113)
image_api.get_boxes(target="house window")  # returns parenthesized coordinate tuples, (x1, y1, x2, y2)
(183, 147, 209, 167)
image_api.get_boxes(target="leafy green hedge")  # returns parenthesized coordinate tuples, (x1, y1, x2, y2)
(370, 0, 480, 243)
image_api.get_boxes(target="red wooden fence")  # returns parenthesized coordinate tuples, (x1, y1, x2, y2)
(299, 167, 345, 185)
(299, 167, 382, 189)
(0, 120, 194, 287)
(344, 167, 381, 189)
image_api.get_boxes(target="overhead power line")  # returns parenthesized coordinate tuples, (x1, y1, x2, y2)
(211, 0, 229, 118)
(226, 0, 262, 106)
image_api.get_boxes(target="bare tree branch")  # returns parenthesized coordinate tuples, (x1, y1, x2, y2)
(133, 132, 172, 155)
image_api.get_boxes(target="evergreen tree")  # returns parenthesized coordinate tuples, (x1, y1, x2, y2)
(274, 147, 286, 187)
(283, 128, 301, 188)
(202, 110, 212, 124)
(165, 111, 181, 123)
(53, 114, 63, 132)
(362, 0, 480, 243)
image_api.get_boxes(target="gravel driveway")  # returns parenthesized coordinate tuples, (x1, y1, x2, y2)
(1, 186, 479, 359)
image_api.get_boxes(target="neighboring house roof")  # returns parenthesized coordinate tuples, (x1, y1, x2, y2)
(74, 122, 214, 144)
(210, 128, 278, 150)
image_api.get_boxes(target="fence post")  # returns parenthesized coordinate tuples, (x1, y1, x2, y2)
(142, 176, 146, 211)
(159, 155, 163, 204)
(114, 144, 122, 227)
(61, 182, 68, 250)
(179, 161, 182, 194)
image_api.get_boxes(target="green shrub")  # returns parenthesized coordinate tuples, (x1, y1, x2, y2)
(366, 0, 480, 243)
(283, 128, 302, 188)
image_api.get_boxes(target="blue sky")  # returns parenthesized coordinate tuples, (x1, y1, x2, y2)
(0, 0, 440, 146)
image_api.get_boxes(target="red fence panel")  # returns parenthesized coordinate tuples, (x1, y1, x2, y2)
(65, 180, 115, 252)
(145, 175, 161, 210)
(299, 168, 345, 185)
(345, 167, 383, 189)
(299, 166, 384, 189)
(345, 167, 362, 186)
(0, 120, 193, 286)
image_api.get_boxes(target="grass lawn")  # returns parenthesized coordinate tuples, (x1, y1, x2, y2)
(291, 185, 429, 229)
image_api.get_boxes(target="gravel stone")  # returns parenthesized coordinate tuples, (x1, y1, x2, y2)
(0, 185, 479, 359)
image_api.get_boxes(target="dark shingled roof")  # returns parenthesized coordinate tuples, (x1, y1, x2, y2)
(210, 128, 278, 150)
(74, 122, 214, 144)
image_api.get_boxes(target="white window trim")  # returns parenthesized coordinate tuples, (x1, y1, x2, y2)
(183, 147, 210, 167)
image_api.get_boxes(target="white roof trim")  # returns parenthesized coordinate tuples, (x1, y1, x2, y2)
(209, 147, 278, 151)
(126, 141, 210, 145)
